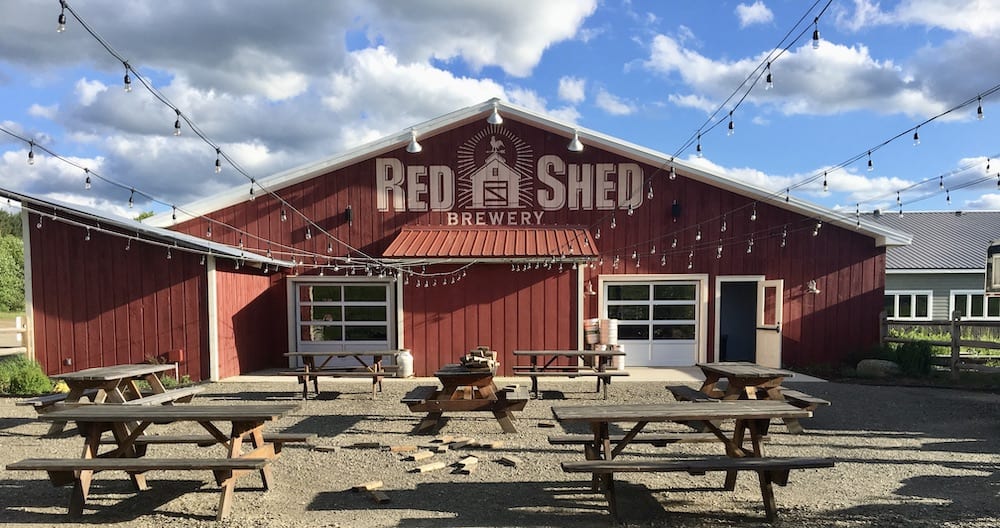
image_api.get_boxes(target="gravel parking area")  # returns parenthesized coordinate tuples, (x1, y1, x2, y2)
(1, 377, 998, 527)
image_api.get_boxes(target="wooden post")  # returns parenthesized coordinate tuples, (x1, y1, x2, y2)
(879, 311, 887, 345)
(950, 310, 961, 380)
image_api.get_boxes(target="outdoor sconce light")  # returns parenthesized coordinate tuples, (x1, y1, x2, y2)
(585, 280, 597, 296)
(671, 200, 682, 222)
(567, 130, 584, 152)
(405, 129, 422, 153)
(344, 205, 353, 226)
(806, 280, 821, 294)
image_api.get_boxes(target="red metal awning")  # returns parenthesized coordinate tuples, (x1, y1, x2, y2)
(382, 226, 598, 260)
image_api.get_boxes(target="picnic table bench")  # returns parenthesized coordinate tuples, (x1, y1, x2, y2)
(6, 403, 300, 521)
(281, 350, 403, 399)
(402, 364, 529, 433)
(512, 350, 629, 399)
(551, 400, 833, 522)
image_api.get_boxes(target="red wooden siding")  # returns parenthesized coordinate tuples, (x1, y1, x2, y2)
(214, 268, 286, 378)
(28, 212, 208, 380)
(170, 114, 887, 374)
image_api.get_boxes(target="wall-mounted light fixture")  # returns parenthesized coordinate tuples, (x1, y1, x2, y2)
(486, 100, 503, 125)
(344, 205, 353, 226)
(806, 280, 821, 294)
(584, 280, 596, 296)
(567, 130, 584, 152)
(405, 129, 422, 153)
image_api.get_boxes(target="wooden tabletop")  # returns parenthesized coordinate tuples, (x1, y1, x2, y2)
(551, 400, 810, 423)
(513, 349, 626, 357)
(38, 403, 301, 423)
(284, 350, 401, 357)
(696, 362, 795, 378)
(50, 363, 177, 381)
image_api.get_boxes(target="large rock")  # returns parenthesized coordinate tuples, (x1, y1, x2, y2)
(856, 358, 901, 378)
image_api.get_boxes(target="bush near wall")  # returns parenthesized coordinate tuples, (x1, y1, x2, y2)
(0, 356, 52, 396)
(0, 235, 25, 311)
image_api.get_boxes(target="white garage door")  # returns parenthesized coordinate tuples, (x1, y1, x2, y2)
(605, 281, 699, 367)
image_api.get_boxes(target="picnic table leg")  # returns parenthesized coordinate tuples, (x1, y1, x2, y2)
(492, 410, 518, 433)
(757, 471, 779, 522)
(416, 412, 443, 433)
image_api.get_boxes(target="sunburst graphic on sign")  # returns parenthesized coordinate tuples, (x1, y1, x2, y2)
(455, 125, 534, 209)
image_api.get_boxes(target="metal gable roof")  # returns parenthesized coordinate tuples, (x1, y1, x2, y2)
(150, 98, 911, 248)
(0, 186, 293, 268)
(383, 226, 598, 260)
(861, 210, 1000, 270)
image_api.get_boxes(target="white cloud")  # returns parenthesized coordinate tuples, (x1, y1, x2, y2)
(836, 0, 1000, 37)
(558, 76, 586, 104)
(965, 193, 1000, 209)
(595, 89, 636, 116)
(667, 93, 716, 113)
(735, 1, 774, 28)
(74, 78, 107, 106)
(28, 103, 58, 119)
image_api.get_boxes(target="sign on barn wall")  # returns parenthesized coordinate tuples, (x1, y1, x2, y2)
(375, 126, 644, 225)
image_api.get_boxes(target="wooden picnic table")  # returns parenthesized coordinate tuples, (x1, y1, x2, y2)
(551, 400, 830, 522)
(282, 350, 402, 399)
(43, 363, 195, 435)
(512, 349, 629, 399)
(695, 361, 809, 432)
(8, 403, 300, 520)
(401, 364, 528, 433)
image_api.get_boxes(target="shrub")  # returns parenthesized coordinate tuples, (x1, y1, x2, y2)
(0, 355, 53, 395)
(892, 341, 933, 376)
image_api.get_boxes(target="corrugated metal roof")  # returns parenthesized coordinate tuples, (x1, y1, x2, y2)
(861, 211, 1000, 270)
(383, 226, 598, 259)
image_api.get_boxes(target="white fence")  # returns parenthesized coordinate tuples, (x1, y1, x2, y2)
(0, 316, 27, 356)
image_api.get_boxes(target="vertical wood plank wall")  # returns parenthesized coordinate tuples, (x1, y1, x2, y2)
(28, 212, 207, 380)
(214, 268, 286, 378)
(163, 115, 887, 374)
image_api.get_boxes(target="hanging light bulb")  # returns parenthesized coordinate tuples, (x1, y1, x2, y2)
(946, 189, 951, 204)
(727, 111, 734, 136)
(266, 246, 272, 259)
(249, 180, 256, 201)
(813, 220, 822, 237)
(627, 204, 634, 216)
(57, 1, 67, 32)
(785, 188, 790, 202)
(671, 237, 678, 249)
(822, 172, 828, 192)
(669, 164, 676, 180)
(896, 191, 901, 205)
(173, 109, 182, 136)
(716, 242, 723, 259)
(171, 205, 177, 221)
(125, 238, 131, 251)
(305, 227, 312, 240)
(867, 151, 874, 172)
(720, 216, 727, 233)
(977, 96, 984, 120)
(405, 129, 422, 153)
(650, 244, 656, 255)
(84, 227, 90, 241)
(764, 62, 773, 90)
(27, 142, 35, 165)
(123, 63, 132, 92)
(747, 237, 754, 253)
(214, 148, 222, 173)
(327, 241, 334, 253)
(696, 134, 703, 157)
(647, 183, 654, 200)
(206, 224, 212, 238)
(200, 254, 206, 266)
(695, 226, 702, 241)
(486, 100, 503, 125)
(36, 216, 42, 229)
(595, 228, 601, 240)
(939, 175, 944, 188)
(567, 130, 584, 152)
(898, 204, 904, 218)
(631, 250, 638, 260)
(84, 171, 91, 190)
(660, 254, 666, 266)
(687, 250, 694, 270)
(780, 225, 787, 248)
(166, 247, 172, 260)
(750, 204, 757, 221)
(811, 17, 820, 49)
(913, 128, 920, 146)
(610, 213, 617, 229)
(238, 235, 244, 249)
(128, 189, 135, 208)
(280, 209, 287, 222)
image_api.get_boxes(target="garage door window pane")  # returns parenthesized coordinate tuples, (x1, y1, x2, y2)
(653, 284, 696, 300)
(653, 324, 696, 340)
(617, 325, 649, 339)
(653, 305, 695, 320)
(300, 306, 342, 322)
(345, 306, 387, 321)
(607, 285, 649, 301)
(300, 285, 341, 302)
(301, 324, 342, 342)
(607, 305, 649, 320)
(344, 286, 386, 302)
(346, 326, 389, 341)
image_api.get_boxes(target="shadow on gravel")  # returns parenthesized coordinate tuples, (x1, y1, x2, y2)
(0, 478, 205, 523)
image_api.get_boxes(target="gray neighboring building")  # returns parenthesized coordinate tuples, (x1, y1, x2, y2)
(863, 210, 1000, 321)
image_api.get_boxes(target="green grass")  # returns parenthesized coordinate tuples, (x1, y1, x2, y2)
(0, 312, 25, 322)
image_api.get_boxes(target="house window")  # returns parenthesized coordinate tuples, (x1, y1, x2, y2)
(884, 291, 931, 320)
(950, 290, 1000, 320)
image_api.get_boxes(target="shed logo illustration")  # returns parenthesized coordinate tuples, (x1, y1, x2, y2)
(375, 125, 643, 225)
(455, 127, 534, 209)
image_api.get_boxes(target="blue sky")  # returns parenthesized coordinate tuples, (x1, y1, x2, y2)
(2, 0, 1000, 219)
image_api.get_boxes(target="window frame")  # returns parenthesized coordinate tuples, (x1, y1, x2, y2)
(949, 289, 1000, 320)
(884, 290, 932, 321)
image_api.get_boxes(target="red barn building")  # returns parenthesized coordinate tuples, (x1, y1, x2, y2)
(11, 100, 910, 380)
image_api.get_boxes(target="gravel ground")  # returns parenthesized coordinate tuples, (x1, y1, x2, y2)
(1, 377, 998, 528)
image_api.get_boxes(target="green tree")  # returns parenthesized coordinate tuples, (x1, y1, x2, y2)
(0, 235, 25, 311)
(0, 210, 21, 238)
(135, 211, 154, 222)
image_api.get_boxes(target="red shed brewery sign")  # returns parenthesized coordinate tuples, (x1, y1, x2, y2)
(375, 127, 643, 225)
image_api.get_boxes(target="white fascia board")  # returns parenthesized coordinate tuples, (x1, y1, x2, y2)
(887, 269, 983, 274)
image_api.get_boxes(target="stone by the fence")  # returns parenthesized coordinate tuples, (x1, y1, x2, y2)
(857, 358, 901, 378)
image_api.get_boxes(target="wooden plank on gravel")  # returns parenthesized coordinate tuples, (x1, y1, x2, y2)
(352, 480, 383, 492)
(407, 450, 434, 461)
(412, 461, 447, 473)
(498, 455, 522, 468)
(389, 445, 418, 453)
(370, 490, 391, 504)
